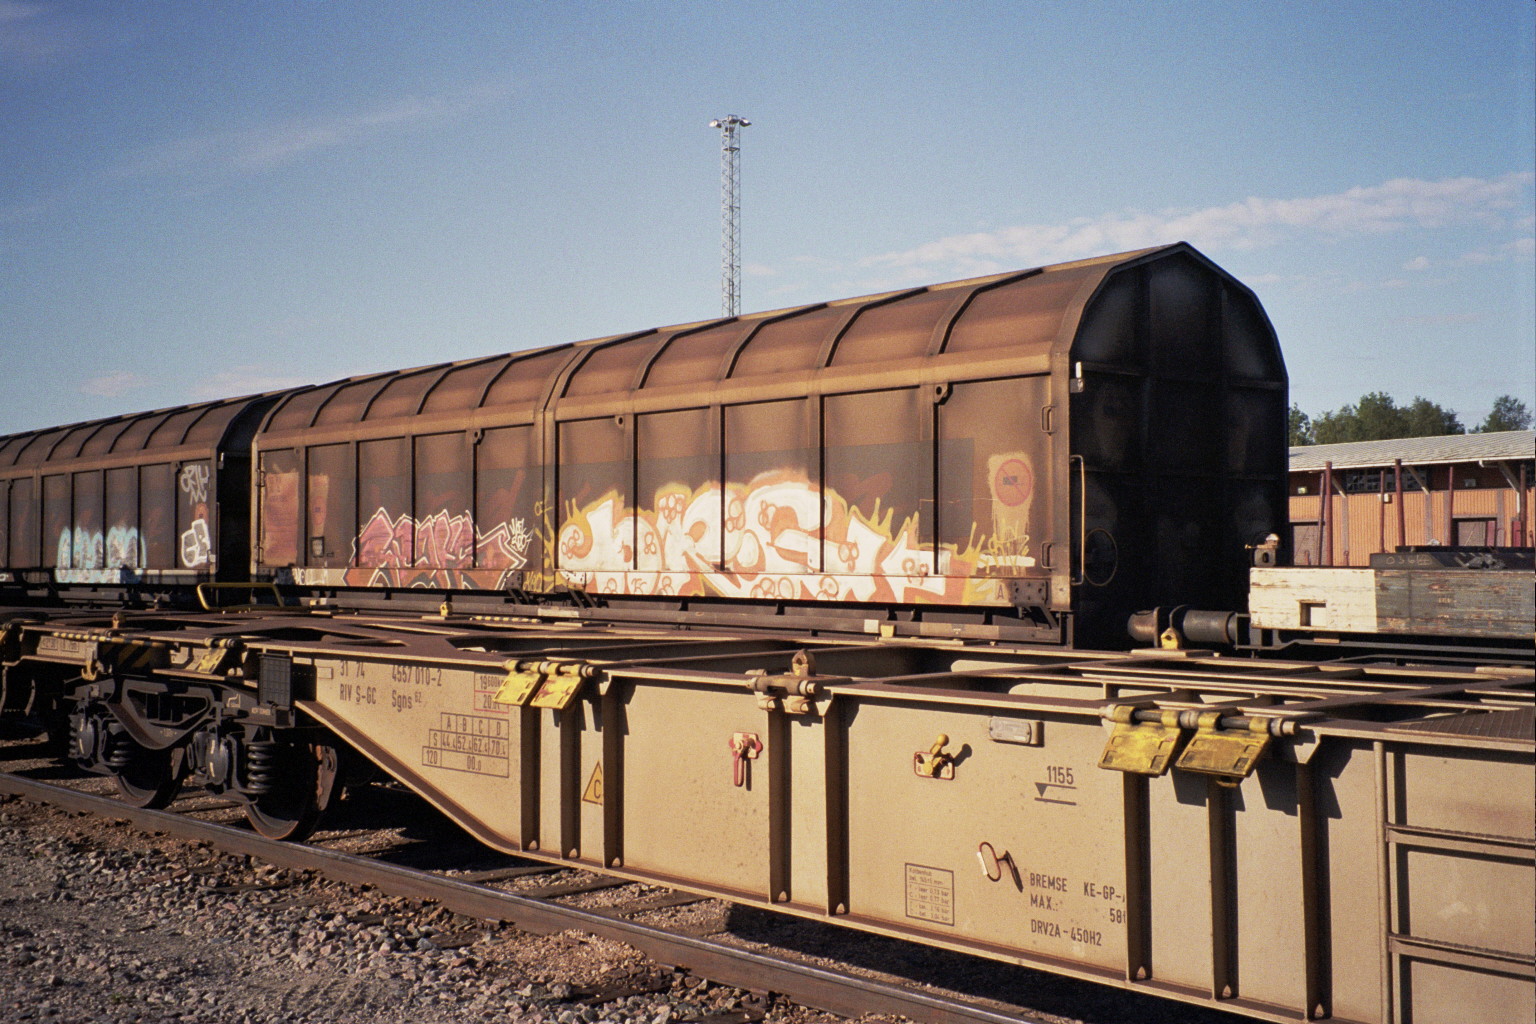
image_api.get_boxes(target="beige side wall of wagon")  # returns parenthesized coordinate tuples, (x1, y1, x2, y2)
(302, 657, 530, 842)
(284, 632, 1533, 1024)
(842, 701, 1127, 972)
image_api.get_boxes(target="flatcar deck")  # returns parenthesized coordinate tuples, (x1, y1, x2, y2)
(3, 601, 1531, 1024)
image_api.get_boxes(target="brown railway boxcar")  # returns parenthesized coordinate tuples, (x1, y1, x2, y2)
(253, 242, 1289, 649)
(0, 394, 285, 597)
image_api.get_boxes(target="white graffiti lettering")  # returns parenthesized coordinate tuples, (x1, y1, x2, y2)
(179, 463, 210, 503)
(180, 519, 212, 568)
(54, 525, 145, 581)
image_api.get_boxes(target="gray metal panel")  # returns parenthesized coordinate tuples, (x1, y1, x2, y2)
(1390, 707, 1535, 741)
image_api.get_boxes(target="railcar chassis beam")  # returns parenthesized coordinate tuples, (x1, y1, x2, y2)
(0, 605, 1531, 1024)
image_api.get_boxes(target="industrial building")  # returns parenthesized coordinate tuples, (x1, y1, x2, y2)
(1288, 430, 1535, 565)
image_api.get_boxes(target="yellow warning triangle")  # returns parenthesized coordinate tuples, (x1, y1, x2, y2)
(581, 761, 603, 805)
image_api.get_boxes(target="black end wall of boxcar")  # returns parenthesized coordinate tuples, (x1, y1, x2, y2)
(1067, 247, 1287, 648)
(212, 395, 286, 582)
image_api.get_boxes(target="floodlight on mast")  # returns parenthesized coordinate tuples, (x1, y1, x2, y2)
(710, 115, 750, 317)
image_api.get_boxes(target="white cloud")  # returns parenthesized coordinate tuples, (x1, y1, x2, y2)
(1454, 236, 1536, 265)
(79, 371, 150, 398)
(855, 173, 1536, 284)
(116, 76, 518, 177)
(189, 365, 314, 400)
(1403, 255, 1432, 271)
(788, 255, 844, 270)
(0, 2, 45, 23)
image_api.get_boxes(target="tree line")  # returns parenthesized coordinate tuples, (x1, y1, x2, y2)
(1288, 393, 1532, 447)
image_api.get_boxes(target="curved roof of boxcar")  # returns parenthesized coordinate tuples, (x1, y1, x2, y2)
(257, 242, 1279, 441)
(0, 391, 292, 472)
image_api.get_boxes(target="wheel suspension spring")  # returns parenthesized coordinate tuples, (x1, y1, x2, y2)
(102, 729, 134, 771)
(244, 740, 282, 796)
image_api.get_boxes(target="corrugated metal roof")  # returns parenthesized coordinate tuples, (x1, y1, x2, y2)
(0, 392, 288, 471)
(1289, 430, 1536, 471)
(263, 242, 1257, 440)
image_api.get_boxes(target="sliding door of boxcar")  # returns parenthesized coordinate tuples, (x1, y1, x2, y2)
(104, 466, 140, 571)
(938, 376, 1055, 607)
(722, 399, 816, 598)
(635, 407, 717, 597)
(556, 417, 630, 592)
(7, 478, 35, 568)
(823, 388, 934, 604)
(474, 425, 541, 583)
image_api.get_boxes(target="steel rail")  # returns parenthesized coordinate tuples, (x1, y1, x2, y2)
(0, 771, 1044, 1024)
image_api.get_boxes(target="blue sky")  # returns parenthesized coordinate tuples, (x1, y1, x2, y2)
(2, 1, 1532, 436)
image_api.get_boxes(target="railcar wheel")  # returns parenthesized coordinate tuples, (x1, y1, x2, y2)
(242, 737, 343, 842)
(111, 742, 182, 810)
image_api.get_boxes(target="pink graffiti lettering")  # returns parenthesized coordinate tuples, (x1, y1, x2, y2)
(344, 508, 533, 589)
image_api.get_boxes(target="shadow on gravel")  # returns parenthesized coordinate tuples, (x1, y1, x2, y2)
(0, 719, 78, 776)
(0, 736, 59, 760)
(0, 718, 55, 748)
(311, 782, 532, 874)
(10, 761, 86, 781)
(724, 904, 1255, 1024)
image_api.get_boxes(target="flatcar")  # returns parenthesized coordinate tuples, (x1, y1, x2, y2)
(1, 244, 1530, 1024)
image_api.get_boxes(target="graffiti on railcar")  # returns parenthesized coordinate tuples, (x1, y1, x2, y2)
(556, 474, 965, 602)
(279, 450, 1040, 604)
(105, 526, 144, 570)
(63, 527, 104, 571)
(556, 457, 1038, 604)
(179, 463, 213, 568)
(338, 507, 535, 589)
(977, 452, 1037, 576)
(53, 525, 146, 583)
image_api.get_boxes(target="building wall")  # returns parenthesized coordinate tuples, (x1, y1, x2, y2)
(1289, 462, 1534, 566)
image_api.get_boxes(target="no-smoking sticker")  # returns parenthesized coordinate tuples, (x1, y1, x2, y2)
(993, 458, 1033, 507)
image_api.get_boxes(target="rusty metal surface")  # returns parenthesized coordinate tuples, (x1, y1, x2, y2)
(0, 393, 281, 470)
(0, 245, 1290, 657)
(246, 244, 1286, 652)
(0, 393, 286, 580)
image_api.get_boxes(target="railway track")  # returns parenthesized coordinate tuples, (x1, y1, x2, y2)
(3, 735, 1215, 1024)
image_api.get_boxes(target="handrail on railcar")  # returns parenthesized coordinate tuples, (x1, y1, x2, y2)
(195, 582, 287, 612)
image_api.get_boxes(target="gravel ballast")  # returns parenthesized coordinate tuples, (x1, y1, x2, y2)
(0, 792, 867, 1024)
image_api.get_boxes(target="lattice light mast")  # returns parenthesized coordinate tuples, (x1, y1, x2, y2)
(709, 115, 750, 317)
